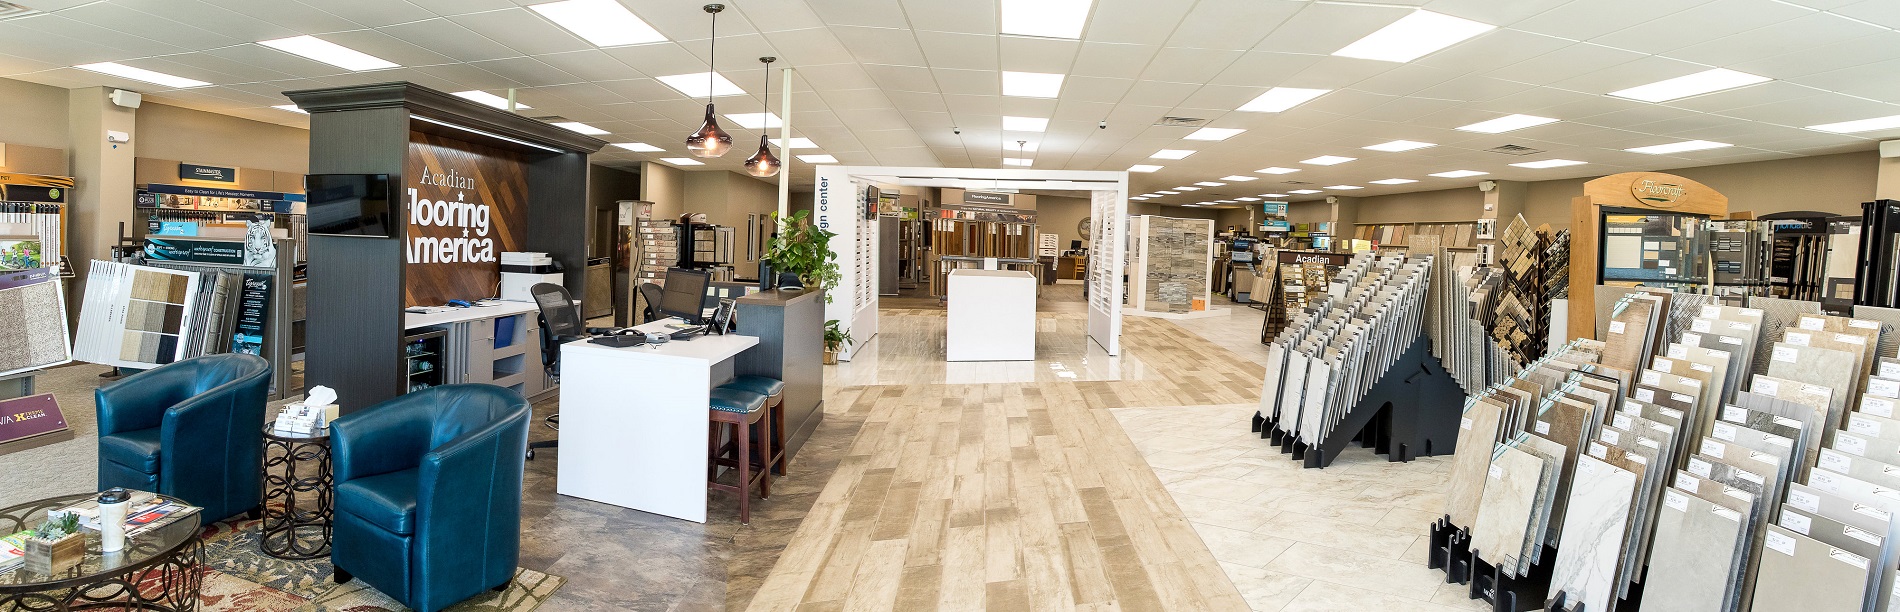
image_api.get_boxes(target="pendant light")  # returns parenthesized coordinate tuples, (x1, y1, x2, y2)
(744, 56, 782, 178)
(685, 4, 733, 158)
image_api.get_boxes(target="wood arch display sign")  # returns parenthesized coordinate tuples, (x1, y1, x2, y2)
(1567, 172, 1728, 340)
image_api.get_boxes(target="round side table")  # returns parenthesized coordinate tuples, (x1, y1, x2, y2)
(0, 493, 204, 611)
(260, 425, 333, 560)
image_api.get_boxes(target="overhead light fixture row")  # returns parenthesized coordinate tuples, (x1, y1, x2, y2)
(1256, 167, 1300, 174)
(1362, 140, 1435, 152)
(1510, 159, 1586, 169)
(1003, 157, 1033, 166)
(1429, 170, 1487, 178)
(999, 0, 1093, 39)
(1237, 87, 1330, 113)
(1326, 185, 1363, 190)
(771, 138, 817, 149)
(660, 157, 705, 166)
(529, 0, 668, 47)
(1155, 190, 1179, 195)
(797, 154, 838, 164)
(552, 121, 608, 135)
(1301, 155, 1355, 165)
(1001, 71, 1065, 98)
(1808, 115, 1900, 134)
(657, 71, 745, 98)
(1173, 186, 1201, 191)
(74, 62, 209, 88)
(1456, 114, 1557, 134)
(1332, 10, 1495, 63)
(612, 142, 664, 152)
(454, 90, 530, 110)
(1368, 178, 1417, 184)
(724, 112, 782, 129)
(1183, 127, 1244, 141)
(1003, 116, 1049, 132)
(1235, 197, 1260, 201)
(1194, 181, 1225, 187)
(1625, 140, 1731, 154)
(1151, 149, 1195, 159)
(1128, 164, 1163, 172)
(1287, 189, 1321, 195)
(1221, 175, 1257, 182)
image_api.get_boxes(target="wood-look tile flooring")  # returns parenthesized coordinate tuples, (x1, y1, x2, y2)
(741, 310, 1263, 611)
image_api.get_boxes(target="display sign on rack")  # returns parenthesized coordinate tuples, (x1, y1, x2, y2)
(230, 273, 271, 355)
(178, 163, 236, 183)
(0, 394, 70, 455)
(138, 184, 299, 213)
(964, 191, 1010, 205)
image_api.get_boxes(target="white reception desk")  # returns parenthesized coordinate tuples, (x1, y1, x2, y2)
(946, 269, 1037, 361)
(556, 319, 758, 523)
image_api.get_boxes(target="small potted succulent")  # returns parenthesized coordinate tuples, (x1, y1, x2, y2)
(823, 320, 852, 365)
(24, 512, 84, 575)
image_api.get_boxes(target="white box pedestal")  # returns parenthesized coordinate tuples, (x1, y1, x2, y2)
(946, 269, 1036, 361)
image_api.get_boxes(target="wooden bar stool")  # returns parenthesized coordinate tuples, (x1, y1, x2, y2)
(708, 388, 771, 524)
(719, 376, 787, 475)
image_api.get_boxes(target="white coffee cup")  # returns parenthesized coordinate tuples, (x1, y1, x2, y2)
(98, 488, 130, 553)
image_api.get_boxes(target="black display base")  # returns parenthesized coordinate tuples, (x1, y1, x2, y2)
(1544, 572, 1644, 612)
(1256, 335, 1464, 468)
(1429, 516, 1564, 612)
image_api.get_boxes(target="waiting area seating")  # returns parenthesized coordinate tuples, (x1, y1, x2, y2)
(95, 353, 273, 523)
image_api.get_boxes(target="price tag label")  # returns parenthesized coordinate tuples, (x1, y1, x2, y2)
(1865, 396, 1896, 418)
(1602, 429, 1622, 445)
(1621, 400, 1643, 414)
(1535, 421, 1551, 435)
(1609, 321, 1627, 334)
(1612, 414, 1634, 430)
(1784, 332, 1811, 346)
(1728, 321, 1751, 331)
(1702, 439, 1726, 458)
(1461, 417, 1473, 430)
(1712, 422, 1738, 442)
(1773, 346, 1799, 363)
(1737, 469, 1764, 484)
(1672, 392, 1695, 403)
(1831, 548, 1870, 570)
(1712, 506, 1742, 522)
(1837, 333, 1866, 345)
(1701, 305, 1723, 318)
(1668, 345, 1689, 359)
(1636, 388, 1656, 402)
(1813, 469, 1841, 487)
(1642, 371, 1662, 385)
(1660, 407, 1684, 420)
(1654, 360, 1673, 373)
(1850, 417, 1883, 437)
(1638, 437, 1660, 450)
(1765, 530, 1797, 556)
(1755, 378, 1781, 395)
(1788, 489, 1821, 513)
(1691, 319, 1713, 333)
(1688, 457, 1714, 478)
(1629, 453, 1648, 465)
(1852, 319, 1881, 330)
(1683, 332, 1703, 345)
(1664, 490, 1689, 512)
(1871, 378, 1900, 399)
(1741, 307, 1763, 317)
(1844, 526, 1882, 547)
(1773, 416, 1802, 430)
(1882, 363, 1900, 380)
(1837, 434, 1869, 456)
(1489, 464, 1504, 480)
(1782, 512, 1812, 534)
(1801, 384, 1831, 398)
(1821, 449, 1855, 473)
(1720, 335, 1743, 346)
(1723, 406, 1747, 423)
(1691, 363, 1714, 373)
(1679, 474, 1703, 493)
(1856, 503, 1894, 521)
(1799, 316, 1827, 331)
(1588, 442, 1608, 459)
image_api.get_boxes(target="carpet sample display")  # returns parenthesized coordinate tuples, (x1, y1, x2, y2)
(0, 267, 72, 376)
(73, 260, 201, 369)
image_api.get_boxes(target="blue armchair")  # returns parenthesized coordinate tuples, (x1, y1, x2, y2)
(330, 384, 530, 612)
(96, 353, 272, 523)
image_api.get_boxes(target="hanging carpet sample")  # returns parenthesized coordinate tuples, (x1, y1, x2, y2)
(0, 267, 72, 376)
(73, 260, 201, 369)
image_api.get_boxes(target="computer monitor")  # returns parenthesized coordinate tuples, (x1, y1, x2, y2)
(1069, 240, 1083, 250)
(659, 268, 712, 323)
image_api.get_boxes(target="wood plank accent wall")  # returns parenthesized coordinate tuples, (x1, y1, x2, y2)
(402, 130, 527, 307)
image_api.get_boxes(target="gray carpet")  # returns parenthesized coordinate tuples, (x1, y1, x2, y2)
(0, 363, 301, 509)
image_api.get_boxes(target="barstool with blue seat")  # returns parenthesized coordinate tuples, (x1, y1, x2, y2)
(708, 387, 772, 524)
(719, 376, 787, 475)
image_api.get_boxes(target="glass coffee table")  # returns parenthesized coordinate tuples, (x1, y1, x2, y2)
(0, 493, 204, 611)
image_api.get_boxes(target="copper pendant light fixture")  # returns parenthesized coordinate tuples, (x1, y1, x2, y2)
(744, 56, 782, 178)
(685, 4, 732, 158)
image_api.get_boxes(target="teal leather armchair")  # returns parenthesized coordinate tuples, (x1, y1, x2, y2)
(95, 353, 272, 523)
(330, 384, 531, 612)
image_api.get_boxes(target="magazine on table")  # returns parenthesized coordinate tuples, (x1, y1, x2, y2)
(52, 490, 201, 538)
(0, 530, 30, 572)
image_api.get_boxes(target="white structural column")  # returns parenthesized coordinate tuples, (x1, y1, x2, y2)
(776, 66, 792, 218)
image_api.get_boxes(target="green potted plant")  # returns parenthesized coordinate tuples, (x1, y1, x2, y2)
(23, 512, 83, 574)
(763, 210, 841, 301)
(823, 319, 852, 365)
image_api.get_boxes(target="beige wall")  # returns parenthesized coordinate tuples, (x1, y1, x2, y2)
(135, 102, 308, 175)
(640, 161, 685, 221)
(1037, 194, 1091, 246)
(0, 78, 70, 151)
(0, 143, 68, 176)
(673, 169, 783, 268)
(587, 165, 640, 257)
(1352, 187, 1485, 224)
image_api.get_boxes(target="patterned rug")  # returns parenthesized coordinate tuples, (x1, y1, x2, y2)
(186, 518, 565, 612)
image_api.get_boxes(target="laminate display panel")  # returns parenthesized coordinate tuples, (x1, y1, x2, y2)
(1639, 488, 1748, 612)
(1601, 295, 1660, 373)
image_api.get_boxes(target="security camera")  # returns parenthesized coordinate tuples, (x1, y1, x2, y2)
(953, 126, 961, 135)
(1098, 120, 1107, 130)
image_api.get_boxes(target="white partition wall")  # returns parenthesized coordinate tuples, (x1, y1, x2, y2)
(812, 166, 1127, 359)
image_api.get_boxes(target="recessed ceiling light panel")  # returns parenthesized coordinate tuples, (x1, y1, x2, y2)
(1625, 140, 1731, 154)
(1000, 0, 1093, 39)
(724, 112, 782, 129)
(1287, 189, 1321, 195)
(1808, 115, 1900, 134)
(259, 36, 398, 71)
(453, 90, 531, 110)
(1256, 167, 1300, 174)
(1368, 178, 1416, 184)
(660, 157, 705, 166)
(1325, 185, 1363, 190)
(1235, 197, 1260, 201)
(1456, 114, 1558, 134)
(1237, 87, 1330, 113)
(1003, 157, 1033, 166)
(1608, 68, 1770, 103)
(1155, 190, 1179, 195)
(657, 72, 745, 98)
(1220, 175, 1257, 182)
(1151, 149, 1195, 159)
(1128, 164, 1162, 172)
(797, 154, 838, 163)
(771, 137, 816, 149)
(1183, 127, 1244, 141)
(530, 0, 668, 47)
(612, 142, 663, 152)
(1173, 186, 1201, 191)
(74, 62, 209, 88)
(1332, 10, 1496, 63)
(1194, 181, 1224, 187)
(1362, 139, 1435, 152)
(1001, 71, 1065, 98)
(1300, 155, 1355, 165)
(552, 121, 608, 135)
(1002, 116, 1049, 132)
(272, 104, 307, 114)
(1428, 170, 1487, 178)
(1509, 159, 1586, 169)
(1260, 193, 1289, 198)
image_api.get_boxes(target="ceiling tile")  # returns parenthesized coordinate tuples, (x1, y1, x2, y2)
(378, 18, 522, 63)
(296, 0, 434, 28)
(1084, 0, 1196, 46)
(1163, 0, 1303, 52)
(1138, 47, 1242, 85)
(998, 36, 1082, 74)
(1254, 3, 1415, 56)
(833, 25, 928, 66)
(449, 9, 593, 56)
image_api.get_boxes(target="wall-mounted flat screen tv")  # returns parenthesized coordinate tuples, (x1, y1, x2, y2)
(305, 174, 395, 237)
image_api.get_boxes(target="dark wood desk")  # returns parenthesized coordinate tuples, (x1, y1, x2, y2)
(735, 288, 825, 462)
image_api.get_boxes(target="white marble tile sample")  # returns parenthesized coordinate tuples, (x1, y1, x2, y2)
(1550, 455, 1638, 612)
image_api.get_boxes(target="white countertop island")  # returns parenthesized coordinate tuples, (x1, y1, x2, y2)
(945, 269, 1037, 362)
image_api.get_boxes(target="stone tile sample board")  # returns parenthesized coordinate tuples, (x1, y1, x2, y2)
(1471, 443, 1550, 576)
(1747, 296, 1824, 376)
(1601, 295, 1660, 374)
(1551, 454, 1638, 612)
(1748, 525, 1872, 612)
(1447, 399, 1506, 528)
(1640, 487, 1748, 612)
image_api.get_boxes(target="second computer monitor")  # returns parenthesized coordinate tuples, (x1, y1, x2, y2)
(659, 268, 712, 323)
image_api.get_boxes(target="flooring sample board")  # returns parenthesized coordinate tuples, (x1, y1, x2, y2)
(1516, 434, 1568, 570)
(1447, 398, 1507, 529)
(1640, 487, 1748, 612)
(1471, 444, 1549, 576)
(1765, 343, 1859, 429)
(0, 268, 71, 376)
(1751, 375, 1838, 446)
(1669, 342, 1737, 407)
(1749, 525, 1872, 612)
(1782, 328, 1874, 405)
(1279, 352, 1308, 433)
(1259, 344, 1286, 419)
(1299, 358, 1332, 445)
(1748, 296, 1824, 377)
(1852, 304, 1900, 359)
(1550, 454, 1639, 612)
(1536, 399, 1595, 540)
(72, 260, 200, 370)
(1601, 295, 1660, 374)
(1844, 411, 1900, 444)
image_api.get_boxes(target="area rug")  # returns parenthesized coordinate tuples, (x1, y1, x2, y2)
(185, 518, 565, 612)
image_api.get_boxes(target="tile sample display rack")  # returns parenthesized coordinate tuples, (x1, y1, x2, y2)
(1258, 249, 1354, 343)
(1429, 518, 1566, 612)
(1127, 215, 1214, 314)
(1251, 252, 1464, 468)
(1353, 220, 1482, 249)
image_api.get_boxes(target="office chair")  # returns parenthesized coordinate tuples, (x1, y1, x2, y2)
(525, 282, 591, 460)
(639, 282, 665, 324)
